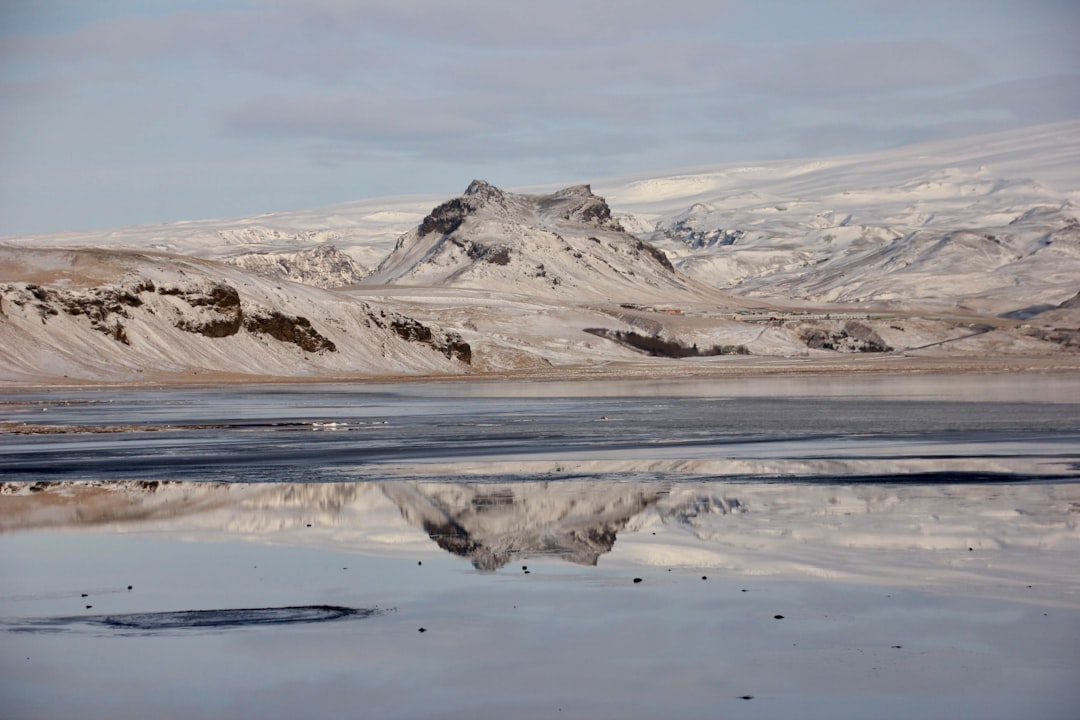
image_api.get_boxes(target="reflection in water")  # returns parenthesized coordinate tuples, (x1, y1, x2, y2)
(2, 480, 1078, 598)
(382, 482, 668, 570)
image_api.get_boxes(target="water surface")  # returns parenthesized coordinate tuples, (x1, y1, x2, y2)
(2, 376, 1078, 719)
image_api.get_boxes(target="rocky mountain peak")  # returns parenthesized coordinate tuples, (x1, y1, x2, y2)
(367, 179, 695, 299)
(417, 180, 511, 238)
(554, 186, 622, 231)
(464, 179, 505, 202)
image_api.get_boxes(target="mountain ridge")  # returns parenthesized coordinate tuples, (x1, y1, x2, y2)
(2, 122, 1079, 382)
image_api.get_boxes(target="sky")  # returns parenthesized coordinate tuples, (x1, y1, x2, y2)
(1, 0, 1078, 235)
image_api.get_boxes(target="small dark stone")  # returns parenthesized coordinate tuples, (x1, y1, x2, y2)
(741, 589, 748, 592)
(969, 547, 973, 552)
(127, 585, 133, 590)
(774, 614, 784, 620)
(892, 645, 902, 649)
(633, 578, 643, 583)
(86, 605, 92, 609)
(418, 627, 427, 633)
(701, 576, 707, 580)
(306, 523, 312, 528)
(418, 561, 422, 566)
(522, 565, 527, 571)
(524, 570, 531, 574)
(739, 695, 754, 700)
(81, 593, 88, 597)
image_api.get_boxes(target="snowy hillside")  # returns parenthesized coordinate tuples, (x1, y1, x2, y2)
(600, 121, 1080, 313)
(0, 247, 470, 383)
(0, 195, 439, 274)
(224, 244, 369, 288)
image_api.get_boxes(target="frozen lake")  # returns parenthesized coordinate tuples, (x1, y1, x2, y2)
(3, 375, 1080, 484)
(2, 375, 1079, 719)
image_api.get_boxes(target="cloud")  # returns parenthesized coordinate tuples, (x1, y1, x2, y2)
(0, 1, 735, 82)
(728, 40, 982, 100)
(222, 93, 494, 142)
(779, 119, 1012, 158)
(223, 88, 663, 171)
(2, 0, 1078, 234)
(259, 0, 735, 48)
(963, 75, 1080, 125)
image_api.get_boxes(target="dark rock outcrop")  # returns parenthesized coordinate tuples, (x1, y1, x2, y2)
(243, 309, 336, 352)
(665, 219, 745, 249)
(546, 184, 624, 231)
(584, 328, 749, 357)
(3, 280, 157, 345)
(418, 180, 510, 238)
(800, 321, 892, 352)
(169, 283, 243, 338)
(385, 315, 471, 363)
(635, 240, 675, 273)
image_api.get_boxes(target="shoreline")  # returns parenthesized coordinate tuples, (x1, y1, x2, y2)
(3, 353, 1080, 392)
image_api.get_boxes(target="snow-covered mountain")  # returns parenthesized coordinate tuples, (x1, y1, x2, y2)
(645, 169, 1079, 312)
(600, 121, 1080, 313)
(0, 195, 439, 275)
(2, 122, 1078, 382)
(364, 180, 722, 304)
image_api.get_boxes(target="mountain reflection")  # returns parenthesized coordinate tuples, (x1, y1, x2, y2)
(0, 480, 671, 569)
(2, 480, 1077, 591)
(381, 482, 667, 570)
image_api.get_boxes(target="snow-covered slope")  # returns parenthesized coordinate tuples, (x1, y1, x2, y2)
(224, 244, 369, 288)
(0, 194, 440, 278)
(599, 121, 1080, 313)
(0, 247, 470, 383)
